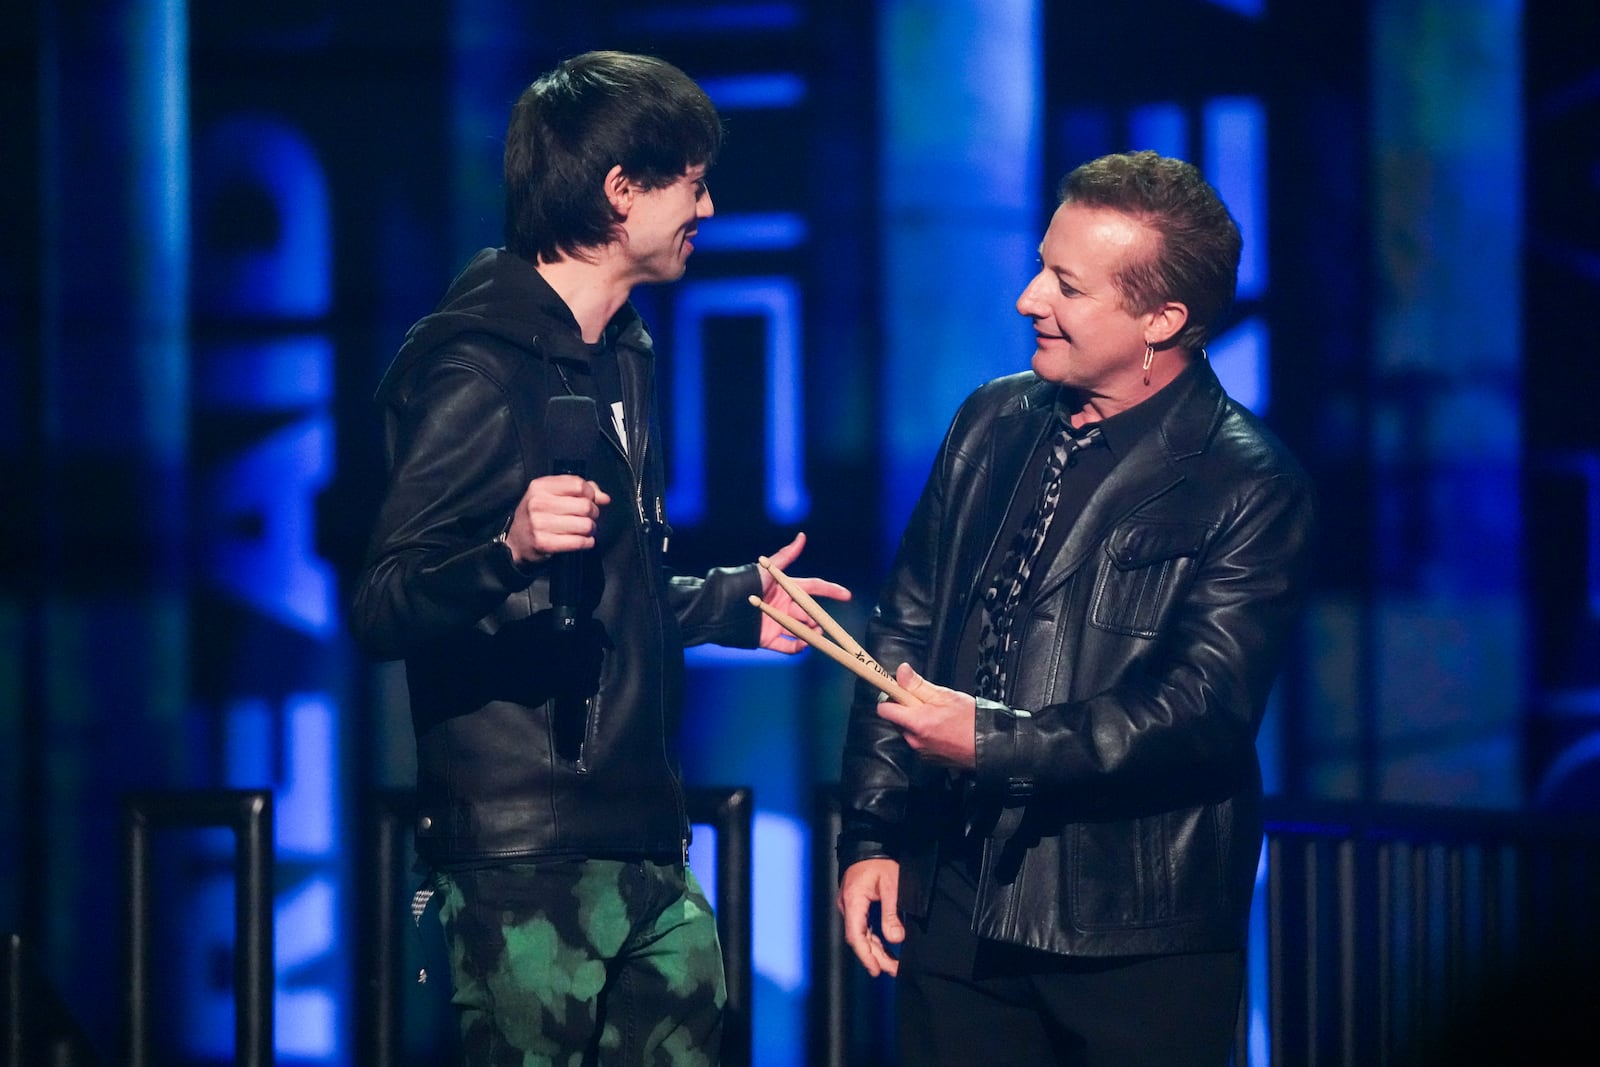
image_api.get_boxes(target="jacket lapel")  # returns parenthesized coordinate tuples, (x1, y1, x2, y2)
(962, 386, 1056, 611)
(1030, 363, 1227, 598)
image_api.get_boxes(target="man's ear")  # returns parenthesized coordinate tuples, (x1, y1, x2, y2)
(1145, 301, 1190, 349)
(603, 164, 632, 217)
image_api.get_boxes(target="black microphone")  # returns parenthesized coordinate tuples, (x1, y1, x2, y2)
(546, 394, 600, 631)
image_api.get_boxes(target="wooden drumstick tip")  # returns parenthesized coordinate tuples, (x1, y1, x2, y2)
(755, 555, 868, 659)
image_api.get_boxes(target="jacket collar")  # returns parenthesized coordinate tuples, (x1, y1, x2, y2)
(982, 378, 1060, 548)
(988, 359, 1228, 601)
(380, 249, 655, 400)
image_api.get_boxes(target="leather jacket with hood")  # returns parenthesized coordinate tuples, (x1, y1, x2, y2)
(837, 360, 1317, 958)
(351, 248, 760, 867)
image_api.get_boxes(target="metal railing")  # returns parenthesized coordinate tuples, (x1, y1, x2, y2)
(104, 786, 1600, 1065)
(808, 785, 851, 1067)
(121, 789, 273, 1067)
(2, 932, 96, 1067)
(354, 788, 415, 1067)
(808, 789, 1600, 1067)
(2, 935, 16, 1067)
(357, 786, 755, 1067)
(1255, 798, 1600, 1066)
(689, 786, 755, 1067)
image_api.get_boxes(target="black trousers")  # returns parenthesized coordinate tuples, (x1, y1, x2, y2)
(896, 857, 1243, 1067)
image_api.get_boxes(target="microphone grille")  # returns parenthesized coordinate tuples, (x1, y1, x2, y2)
(546, 394, 600, 459)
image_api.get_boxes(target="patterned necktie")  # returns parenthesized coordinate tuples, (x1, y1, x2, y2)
(974, 420, 1104, 702)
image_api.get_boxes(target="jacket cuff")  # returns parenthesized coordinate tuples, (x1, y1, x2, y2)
(727, 564, 764, 647)
(973, 697, 1037, 804)
(673, 563, 763, 647)
(492, 530, 543, 579)
(487, 533, 542, 587)
(835, 828, 897, 873)
(709, 563, 764, 647)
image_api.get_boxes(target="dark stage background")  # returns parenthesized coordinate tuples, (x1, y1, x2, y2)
(2, 0, 1596, 1063)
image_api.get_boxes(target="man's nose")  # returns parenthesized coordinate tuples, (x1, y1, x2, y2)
(1016, 276, 1044, 316)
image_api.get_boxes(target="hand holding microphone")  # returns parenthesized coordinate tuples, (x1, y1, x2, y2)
(501, 396, 608, 630)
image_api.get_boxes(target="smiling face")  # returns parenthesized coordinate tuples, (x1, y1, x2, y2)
(618, 164, 715, 284)
(1015, 201, 1185, 414)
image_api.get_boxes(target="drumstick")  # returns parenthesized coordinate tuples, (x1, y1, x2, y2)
(748, 596, 922, 705)
(758, 556, 870, 660)
(756, 557, 903, 689)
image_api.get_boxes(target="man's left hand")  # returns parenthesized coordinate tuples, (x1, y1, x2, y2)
(874, 664, 977, 769)
(756, 531, 853, 652)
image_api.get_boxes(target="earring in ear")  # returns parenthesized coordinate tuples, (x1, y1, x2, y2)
(1142, 344, 1154, 385)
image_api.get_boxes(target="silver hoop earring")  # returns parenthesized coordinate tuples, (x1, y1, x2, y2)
(1142, 344, 1154, 386)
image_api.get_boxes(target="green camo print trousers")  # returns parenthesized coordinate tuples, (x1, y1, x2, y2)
(432, 858, 726, 1066)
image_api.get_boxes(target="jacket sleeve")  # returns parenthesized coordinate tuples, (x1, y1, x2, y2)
(971, 466, 1318, 805)
(349, 354, 539, 661)
(836, 407, 976, 866)
(665, 565, 763, 649)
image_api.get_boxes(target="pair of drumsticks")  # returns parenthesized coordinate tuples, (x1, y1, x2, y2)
(747, 557, 922, 706)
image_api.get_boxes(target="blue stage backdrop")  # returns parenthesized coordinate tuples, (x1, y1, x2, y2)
(2, 2, 1595, 1065)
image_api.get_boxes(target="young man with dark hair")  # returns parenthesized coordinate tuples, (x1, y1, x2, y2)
(353, 51, 847, 1065)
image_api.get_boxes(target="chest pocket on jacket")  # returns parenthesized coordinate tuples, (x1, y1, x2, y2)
(1089, 520, 1212, 638)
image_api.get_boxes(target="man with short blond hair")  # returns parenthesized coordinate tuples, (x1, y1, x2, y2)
(837, 151, 1316, 1067)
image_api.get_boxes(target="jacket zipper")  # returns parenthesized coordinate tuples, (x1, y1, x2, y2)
(620, 358, 690, 855)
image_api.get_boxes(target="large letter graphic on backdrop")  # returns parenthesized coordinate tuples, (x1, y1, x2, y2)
(191, 113, 343, 1062)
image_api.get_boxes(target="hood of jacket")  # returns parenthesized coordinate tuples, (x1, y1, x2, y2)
(378, 247, 652, 401)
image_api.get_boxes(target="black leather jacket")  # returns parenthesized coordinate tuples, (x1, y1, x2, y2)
(351, 249, 760, 866)
(838, 360, 1317, 957)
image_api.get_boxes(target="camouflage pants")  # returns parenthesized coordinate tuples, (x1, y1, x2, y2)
(431, 858, 725, 1067)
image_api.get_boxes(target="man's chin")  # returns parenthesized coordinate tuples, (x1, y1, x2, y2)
(1031, 350, 1068, 383)
(642, 261, 690, 286)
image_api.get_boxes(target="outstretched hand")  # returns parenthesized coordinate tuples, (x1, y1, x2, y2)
(756, 531, 852, 652)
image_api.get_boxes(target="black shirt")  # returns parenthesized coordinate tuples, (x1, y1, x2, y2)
(951, 360, 1202, 700)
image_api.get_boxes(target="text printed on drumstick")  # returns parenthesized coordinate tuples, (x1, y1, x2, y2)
(747, 593, 921, 705)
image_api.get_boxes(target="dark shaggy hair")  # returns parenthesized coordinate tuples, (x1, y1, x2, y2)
(1058, 150, 1242, 350)
(503, 51, 723, 263)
